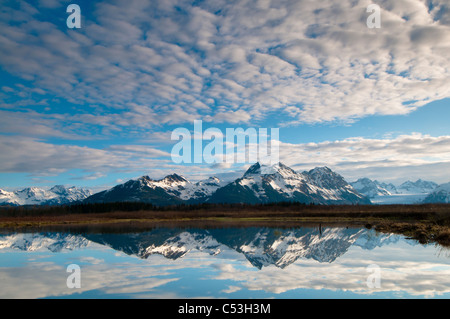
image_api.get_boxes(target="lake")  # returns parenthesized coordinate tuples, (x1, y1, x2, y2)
(1, 226, 450, 299)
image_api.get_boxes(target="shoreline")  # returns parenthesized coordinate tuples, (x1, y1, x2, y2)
(1, 203, 450, 246)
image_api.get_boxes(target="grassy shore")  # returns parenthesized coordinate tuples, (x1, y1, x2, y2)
(1, 202, 450, 246)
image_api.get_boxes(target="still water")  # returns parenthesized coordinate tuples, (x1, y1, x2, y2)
(0, 226, 450, 299)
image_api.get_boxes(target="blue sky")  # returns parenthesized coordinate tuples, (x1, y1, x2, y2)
(1, 0, 450, 191)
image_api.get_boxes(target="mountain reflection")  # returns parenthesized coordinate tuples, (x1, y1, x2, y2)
(0, 227, 400, 269)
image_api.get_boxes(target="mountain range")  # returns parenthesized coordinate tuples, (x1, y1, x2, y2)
(1, 162, 450, 206)
(350, 178, 449, 204)
(83, 162, 371, 206)
(0, 185, 92, 206)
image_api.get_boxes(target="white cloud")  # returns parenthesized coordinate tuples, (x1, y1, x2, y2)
(279, 133, 450, 183)
(2, 132, 449, 184)
(0, 136, 171, 176)
(1, 0, 450, 185)
(1, 0, 449, 126)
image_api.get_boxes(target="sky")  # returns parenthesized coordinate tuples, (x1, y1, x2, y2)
(0, 0, 450, 191)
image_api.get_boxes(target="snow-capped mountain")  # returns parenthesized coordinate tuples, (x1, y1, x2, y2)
(0, 185, 92, 206)
(303, 166, 370, 203)
(84, 162, 370, 206)
(423, 182, 450, 203)
(397, 179, 438, 194)
(350, 178, 393, 198)
(0, 163, 372, 206)
(154, 174, 224, 200)
(207, 162, 371, 205)
(84, 174, 225, 206)
(83, 175, 185, 206)
(351, 177, 439, 204)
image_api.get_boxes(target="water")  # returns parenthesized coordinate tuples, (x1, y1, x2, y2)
(0, 226, 450, 299)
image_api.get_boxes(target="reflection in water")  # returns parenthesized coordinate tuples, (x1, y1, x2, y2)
(0, 226, 450, 298)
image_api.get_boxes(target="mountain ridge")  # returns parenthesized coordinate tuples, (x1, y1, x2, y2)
(350, 177, 443, 204)
(423, 182, 450, 204)
(84, 162, 371, 206)
(4, 164, 450, 206)
(0, 185, 92, 206)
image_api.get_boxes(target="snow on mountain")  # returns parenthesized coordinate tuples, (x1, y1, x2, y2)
(351, 177, 439, 204)
(350, 178, 393, 198)
(0, 185, 92, 206)
(423, 182, 450, 203)
(208, 162, 369, 205)
(86, 174, 225, 205)
(0, 187, 53, 206)
(149, 174, 224, 200)
(142, 174, 201, 200)
(228, 162, 311, 202)
(84, 162, 370, 206)
(85, 175, 186, 206)
(303, 166, 369, 204)
(0, 189, 18, 205)
(397, 179, 438, 195)
(193, 176, 225, 197)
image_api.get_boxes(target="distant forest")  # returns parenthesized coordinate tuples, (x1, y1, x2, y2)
(0, 200, 449, 219)
(0, 201, 319, 217)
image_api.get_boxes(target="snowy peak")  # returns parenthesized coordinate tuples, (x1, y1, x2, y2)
(49, 185, 92, 201)
(150, 174, 220, 200)
(82, 162, 370, 206)
(423, 182, 450, 203)
(4, 163, 371, 207)
(350, 178, 392, 198)
(86, 173, 224, 204)
(308, 166, 333, 175)
(159, 174, 188, 184)
(435, 182, 450, 192)
(208, 162, 370, 205)
(244, 162, 297, 178)
(304, 166, 347, 189)
(243, 162, 262, 176)
(84, 162, 370, 205)
(197, 176, 221, 186)
(137, 175, 153, 184)
(0, 185, 92, 206)
(49, 185, 69, 194)
(350, 177, 440, 204)
(193, 177, 223, 197)
(0, 189, 18, 206)
(398, 179, 438, 194)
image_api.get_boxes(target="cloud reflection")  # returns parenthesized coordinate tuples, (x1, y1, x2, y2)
(0, 229, 449, 298)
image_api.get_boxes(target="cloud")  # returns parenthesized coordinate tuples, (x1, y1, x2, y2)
(0, 110, 88, 140)
(106, 145, 171, 157)
(278, 133, 450, 183)
(0, 0, 449, 127)
(2, 132, 449, 184)
(212, 246, 450, 297)
(0, 136, 171, 176)
(1, 0, 450, 186)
